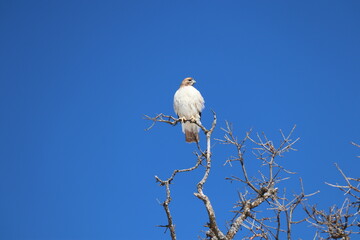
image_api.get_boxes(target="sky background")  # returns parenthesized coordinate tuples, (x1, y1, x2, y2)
(1, 1, 360, 239)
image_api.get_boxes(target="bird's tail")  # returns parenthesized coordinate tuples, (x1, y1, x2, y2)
(185, 130, 199, 143)
(182, 122, 200, 143)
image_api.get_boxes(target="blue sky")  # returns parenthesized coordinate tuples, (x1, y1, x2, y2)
(1, 1, 359, 239)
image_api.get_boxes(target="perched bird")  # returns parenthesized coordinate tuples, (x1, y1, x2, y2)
(173, 77, 205, 143)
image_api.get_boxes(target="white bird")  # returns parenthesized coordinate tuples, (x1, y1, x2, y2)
(173, 77, 205, 143)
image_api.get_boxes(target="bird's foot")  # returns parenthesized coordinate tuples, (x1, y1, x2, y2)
(190, 116, 197, 123)
(179, 117, 187, 123)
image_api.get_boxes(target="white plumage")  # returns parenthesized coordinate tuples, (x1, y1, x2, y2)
(173, 77, 205, 143)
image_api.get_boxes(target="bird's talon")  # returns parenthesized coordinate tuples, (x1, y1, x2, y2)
(190, 116, 197, 123)
(179, 117, 187, 123)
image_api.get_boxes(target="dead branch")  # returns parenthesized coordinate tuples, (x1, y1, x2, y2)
(351, 142, 360, 158)
(218, 124, 312, 240)
(304, 198, 359, 239)
(146, 115, 359, 239)
(351, 141, 360, 148)
(325, 163, 360, 201)
(155, 152, 204, 240)
(305, 145, 360, 239)
(193, 112, 228, 240)
(144, 113, 208, 133)
(221, 125, 323, 239)
(147, 112, 224, 239)
(148, 112, 211, 240)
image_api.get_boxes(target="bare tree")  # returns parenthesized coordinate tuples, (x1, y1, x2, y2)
(304, 142, 360, 239)
(217, 122, 317, 240)
(146, 113, 220, 239)
(145, 114, 359, 240)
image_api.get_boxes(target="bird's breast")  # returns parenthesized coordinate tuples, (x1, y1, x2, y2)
(173, 86, 204, 118)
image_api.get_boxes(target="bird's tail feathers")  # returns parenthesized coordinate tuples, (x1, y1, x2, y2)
(185, 130, 199, 143)
(182, 122, 200, 143)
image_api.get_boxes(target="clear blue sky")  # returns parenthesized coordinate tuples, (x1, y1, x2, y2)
(1, 1, 359, 239)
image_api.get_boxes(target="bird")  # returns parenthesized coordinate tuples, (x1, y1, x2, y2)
(173, 77, 205, 143)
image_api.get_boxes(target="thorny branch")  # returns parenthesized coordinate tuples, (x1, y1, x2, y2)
(325, 143, 360, 205)
(305, 198, 359, 239)
(192, 113, 228, 240)
(146, 114, 359, 239)
(217, 123, 316, 240)
(351, 141, 360, 158)
(325, 164, 360, 196)
(351, 141, 360, 148)
(147, 112, 222, 239)
(144, 113, 208, 133)
(154, 153, 205, 240)
(304, 142, 360, 239)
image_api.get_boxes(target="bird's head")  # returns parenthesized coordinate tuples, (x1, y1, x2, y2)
(181, 77, 196, 86)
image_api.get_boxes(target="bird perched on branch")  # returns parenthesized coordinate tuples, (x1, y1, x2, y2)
(173, 77, 205, 143)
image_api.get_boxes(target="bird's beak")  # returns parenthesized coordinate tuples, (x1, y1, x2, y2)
(192, 79, 196, 84)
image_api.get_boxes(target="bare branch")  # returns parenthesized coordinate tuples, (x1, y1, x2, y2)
(144, 113, 180, 131)
(304, 198, 358, 239)
(148, 112, 226, 239)
(193, 112, 227, 240)
(144, 113, 208, 133)
(155, 153, 204, 240)
(219, 125, 314, 240)
(351, 141, 360, 148)
(351, 141, 360, 158)
(148, 112, 212, 240)
(325, 163, 360, 197)
(147, 113, 359, 239)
